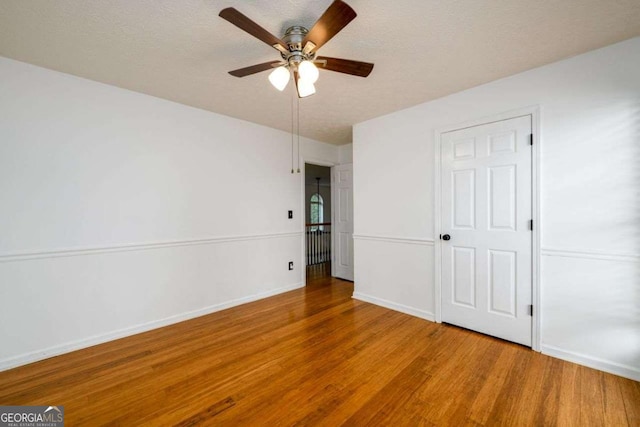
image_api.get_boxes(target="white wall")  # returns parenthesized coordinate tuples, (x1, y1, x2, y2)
(353, 37, 640, 380)
(339, 144, 353, 164)
(0, 57, 339, 370)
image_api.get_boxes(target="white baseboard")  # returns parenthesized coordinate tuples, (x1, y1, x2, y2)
(352, 292, 435, 322)
(0, 282, 304, 372)
(541, 344, 640, 382)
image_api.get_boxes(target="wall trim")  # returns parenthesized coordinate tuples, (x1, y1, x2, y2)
(353, 234, 435, 246)
(541, 247, 640, 263)
(541, 344, 640, 382)
(0, 282, 304, 372)
(0, 231, 303, 263)
(352, 292, 436, 322)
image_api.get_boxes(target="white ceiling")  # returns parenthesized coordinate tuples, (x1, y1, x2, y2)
(1, 1, 639, 145)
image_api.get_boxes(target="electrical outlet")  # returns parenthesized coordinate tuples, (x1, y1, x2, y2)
(288, 262, 294, 270)
(288, 210, 293, 219)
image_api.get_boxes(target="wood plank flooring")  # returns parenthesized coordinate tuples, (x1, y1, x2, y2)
(0, 269, 638, 426)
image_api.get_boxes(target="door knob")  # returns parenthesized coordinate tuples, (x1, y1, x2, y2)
(441, 234, 451, 241)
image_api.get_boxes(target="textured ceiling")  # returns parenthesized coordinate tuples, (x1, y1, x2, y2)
(1, 1, 639, 144)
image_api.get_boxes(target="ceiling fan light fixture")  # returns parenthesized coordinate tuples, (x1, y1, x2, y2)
(298, 60, 319, 84)
(297, 78, 316, 98)
(268, 66, 290, 91)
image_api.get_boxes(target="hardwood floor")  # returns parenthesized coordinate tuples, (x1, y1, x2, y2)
(306, 261, 332, 282)
(0, 274, 638, 426)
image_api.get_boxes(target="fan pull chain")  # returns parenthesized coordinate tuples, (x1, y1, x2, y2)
(296, 94, 301, 173)
(290, 74, 295, 174)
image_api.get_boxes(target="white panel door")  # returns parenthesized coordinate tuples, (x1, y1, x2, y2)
(441, 116, 532, 346)
(332, 164, 354, 281)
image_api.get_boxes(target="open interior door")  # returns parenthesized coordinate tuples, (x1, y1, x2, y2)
(332, 164, 354, 281)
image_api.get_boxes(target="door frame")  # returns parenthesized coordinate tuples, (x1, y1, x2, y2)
(300, 157, 337, 286)
(433, 106, 541, 351)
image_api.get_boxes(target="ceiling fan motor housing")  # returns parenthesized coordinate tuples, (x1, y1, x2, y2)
(284, 26, 307, 51)
(282, 26, 315, 66)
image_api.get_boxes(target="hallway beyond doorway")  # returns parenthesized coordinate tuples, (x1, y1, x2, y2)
(306, 261, 331, 284)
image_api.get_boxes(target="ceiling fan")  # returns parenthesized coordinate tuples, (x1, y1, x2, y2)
(219, 0, 374, 98)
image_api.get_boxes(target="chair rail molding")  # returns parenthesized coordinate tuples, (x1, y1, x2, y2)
(0, 231, 303, 263)
(541, 247, 640, 263)
(353, 234, 435, 246)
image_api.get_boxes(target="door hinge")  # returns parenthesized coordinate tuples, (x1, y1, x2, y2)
(529, 219, 533, 231)
(529, 133, 533, 145)
(528, 304, 533, 316)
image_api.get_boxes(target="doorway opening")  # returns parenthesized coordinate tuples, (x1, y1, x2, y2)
(305, 163, 332, 283)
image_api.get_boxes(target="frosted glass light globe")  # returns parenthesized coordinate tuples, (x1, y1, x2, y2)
(297, 78, 316, 98)
(268, 66, 290, 91)
(298, 61, 319, 84)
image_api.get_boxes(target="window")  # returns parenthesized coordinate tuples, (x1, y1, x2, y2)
(310, 193, 324, 231)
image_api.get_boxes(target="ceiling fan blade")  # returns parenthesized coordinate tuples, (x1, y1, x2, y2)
(316, 57, 374, 77)
(228, 62, 281, 77)
(302, 0, 357, 52)
(219, 8, 288, 52)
